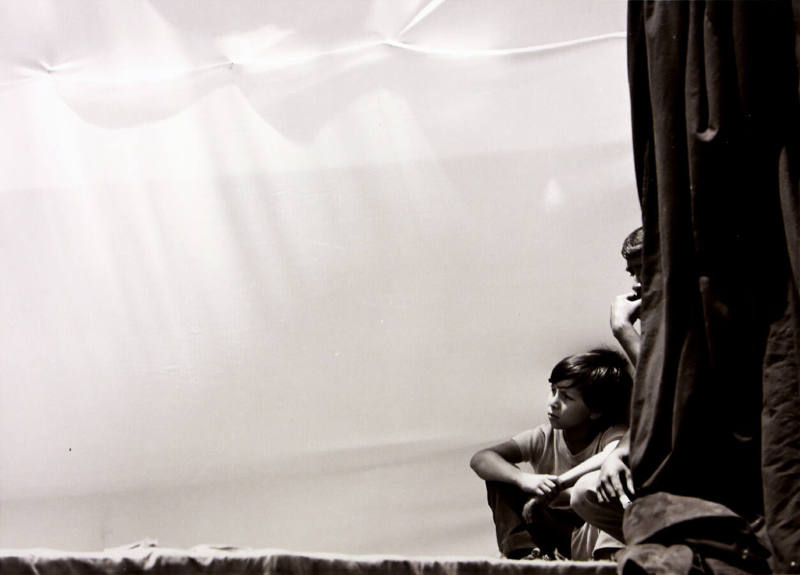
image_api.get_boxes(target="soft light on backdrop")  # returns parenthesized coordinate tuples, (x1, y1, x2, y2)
(0, 0, 639, 556)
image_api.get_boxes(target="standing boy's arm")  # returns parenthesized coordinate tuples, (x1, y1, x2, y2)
(597, 431, 634, 505)
(611, 292, 641, 366)
(470, 440, 559, 497)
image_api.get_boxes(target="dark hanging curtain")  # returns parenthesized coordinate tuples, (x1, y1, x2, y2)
(627, 1, 800, 571)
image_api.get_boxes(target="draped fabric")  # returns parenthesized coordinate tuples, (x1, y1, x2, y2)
(619, 493, 770, 574)
(627, 1, 800, 570)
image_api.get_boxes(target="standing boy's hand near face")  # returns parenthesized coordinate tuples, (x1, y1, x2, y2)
(610, 292, 641, 367)
(611, 292, 641, 332)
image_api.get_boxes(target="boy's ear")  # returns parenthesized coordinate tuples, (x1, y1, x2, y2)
(589, 410, 603, 421)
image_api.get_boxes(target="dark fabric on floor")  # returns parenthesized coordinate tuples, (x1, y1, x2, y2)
(618, 493, 770, 574)
(626, 1, 800, 571)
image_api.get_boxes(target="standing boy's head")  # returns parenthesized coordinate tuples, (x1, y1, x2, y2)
(621, 227, 643, 293)
(546, 348, 632, 430)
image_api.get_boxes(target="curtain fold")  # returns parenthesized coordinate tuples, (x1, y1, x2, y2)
(627, 1, 800, 570)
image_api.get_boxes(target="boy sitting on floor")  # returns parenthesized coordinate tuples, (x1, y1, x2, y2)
(470, 348, 631, 560)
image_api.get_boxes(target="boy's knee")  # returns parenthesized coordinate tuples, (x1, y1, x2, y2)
(570, 472, 599, 516)
(569, 472, 626, 544)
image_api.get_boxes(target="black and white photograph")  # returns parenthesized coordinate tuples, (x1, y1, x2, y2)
(0, 2, 798, 574)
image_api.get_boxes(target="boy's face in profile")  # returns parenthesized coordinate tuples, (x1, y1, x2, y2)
(626, 254, 643, 298)
(546, 380, 593, 431)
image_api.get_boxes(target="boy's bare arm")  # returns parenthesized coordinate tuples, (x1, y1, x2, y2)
(597, 431, 634, 505)
(470, 440, 558, 496)
(554, 439, 620, 488)
(611, 292, 641, 366)
(522, 439, 622, 515)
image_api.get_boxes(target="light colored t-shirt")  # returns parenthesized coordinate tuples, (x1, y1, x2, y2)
(511, 423, 626, 476)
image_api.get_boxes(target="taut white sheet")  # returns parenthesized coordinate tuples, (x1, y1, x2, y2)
(0, 0, 638, 556)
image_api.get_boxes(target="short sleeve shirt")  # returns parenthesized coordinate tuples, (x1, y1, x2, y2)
(511, 423, 626, 476)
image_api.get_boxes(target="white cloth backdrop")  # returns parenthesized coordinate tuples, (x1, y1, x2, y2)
(0, 0, 639, 556)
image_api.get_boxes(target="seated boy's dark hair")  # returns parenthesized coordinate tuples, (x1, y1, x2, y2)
(621, 226, 643, 262)
(549, 348, 632, 426)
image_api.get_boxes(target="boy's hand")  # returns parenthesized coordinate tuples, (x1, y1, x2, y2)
(610, 292, 641, 333)
(597, 447, 634, 507)
(517, 473, 560, 497)
(520, 477, 562, 522)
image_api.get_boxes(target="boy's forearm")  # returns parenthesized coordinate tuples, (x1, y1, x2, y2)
(470, 451, 525, 487)
(616, 431, 630, 453)
(556, 442, 619, 488)
(613, 324, 640, 367)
